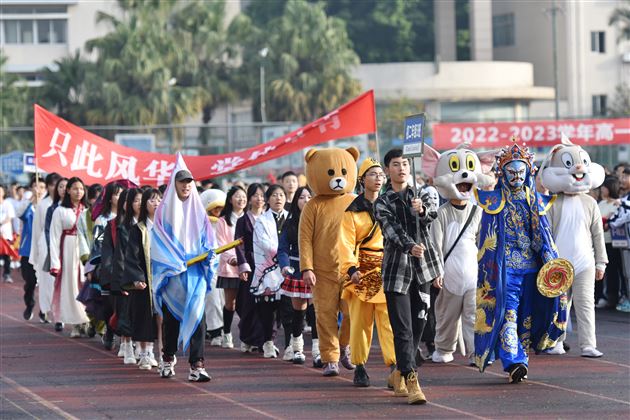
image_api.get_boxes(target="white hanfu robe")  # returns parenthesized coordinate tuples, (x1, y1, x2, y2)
(29, 195, 55, 313)
(49, 205, 89, 325)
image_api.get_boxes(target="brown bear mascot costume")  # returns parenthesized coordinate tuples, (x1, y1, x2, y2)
(300, 146, 360, 376)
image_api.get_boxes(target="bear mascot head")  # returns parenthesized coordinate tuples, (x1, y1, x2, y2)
(304, 147, 360, 196)
(421, 144, 496, 200)
(540, 135, 605, 194)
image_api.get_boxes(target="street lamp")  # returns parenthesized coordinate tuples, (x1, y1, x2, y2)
(167, 77, 177, 144)
(259, 47, 269, 123)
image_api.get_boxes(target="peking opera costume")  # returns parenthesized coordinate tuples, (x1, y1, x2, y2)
(473, 139, 572, 383)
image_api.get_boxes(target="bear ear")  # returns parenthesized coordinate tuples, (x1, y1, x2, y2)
(305, 149, 318, 163)
(346, 146, 360, 162)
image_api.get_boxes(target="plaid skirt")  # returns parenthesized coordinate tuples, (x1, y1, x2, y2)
(280, 276, 312, 299)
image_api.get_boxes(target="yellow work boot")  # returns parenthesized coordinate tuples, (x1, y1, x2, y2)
(387, 369, 408, 397)
(405, 371, 427, 405)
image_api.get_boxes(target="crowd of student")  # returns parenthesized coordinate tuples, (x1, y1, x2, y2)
(1, 149, 628, 405)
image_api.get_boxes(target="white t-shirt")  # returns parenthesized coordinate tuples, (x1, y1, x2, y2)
(0, 201, 16, 240)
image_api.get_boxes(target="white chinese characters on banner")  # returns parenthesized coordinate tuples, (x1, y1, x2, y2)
(106, 152, 140, 185)
(143, 160, 175, 185)
(42, 128, 72, 167)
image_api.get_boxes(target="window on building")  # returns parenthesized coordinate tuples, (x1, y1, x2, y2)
(590, 31, 605, 53)
(1, 19, 67, 44)
(0, 5, 67, 45)
(493, 13, 515, 47)
(592, 95, 607, 116)
(3, 20, 18, 43)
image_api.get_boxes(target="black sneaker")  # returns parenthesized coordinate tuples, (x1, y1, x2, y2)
(54, 322, 64, 332)
(23, 306, 34, 321)
(87, 324, 96, 338)
(508, 363, 528, 384)
(38, 311, 50, 324)
(353, 364, 370, 387)
(563, 342, 571, 352)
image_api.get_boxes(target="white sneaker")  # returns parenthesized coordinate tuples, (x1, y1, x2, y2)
(292, 335, 305, 364)
(123, 342, 137, 365)
(283, 336, 295, 361)
(69, 325, 82, 338)
(210, 335, 223, 347)
(133, 343, 141, 361)
(595, 298, 609, 309)
(160, 360, 175, 378)
(431, 350, 454, 363)
(117, 341, 126, 358)
(581, 346, 603, 358)
(138, 354, 152, 370)
(240, 342, 252, 353)
(188, 365, 211, 382)
(222, 333, 234, 349)
(147, 351, 158, 367)
(263, 340, 278, 358)
(546, 342, 566, 355)
(312, 338, 323, 368)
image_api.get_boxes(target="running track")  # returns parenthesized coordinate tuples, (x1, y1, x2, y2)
(1, 279, 629, 419)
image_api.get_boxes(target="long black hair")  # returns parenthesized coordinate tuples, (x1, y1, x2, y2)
(246, 183, 265, 211)
(602, 176, 620, 200)
(122, 188, 142, 227)
(101, 183, 123, 217)
(139, 188, 161, 224)
(60, 177, 88, 208)
(220, 185, 246, 227)
(283, 186, 312, 246)
(52, 177, 68, 204)
(114, 189, 129, 226)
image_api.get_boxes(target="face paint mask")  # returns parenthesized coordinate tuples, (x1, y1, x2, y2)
(503, 160, 527, 189)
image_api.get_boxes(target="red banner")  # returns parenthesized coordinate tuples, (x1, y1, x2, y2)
(432, 118, 630, 150)
(34, 91, 376, 186)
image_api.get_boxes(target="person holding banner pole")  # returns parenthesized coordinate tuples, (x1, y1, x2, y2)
(29, 172, 60, 323)
(374, 148, 443, 405)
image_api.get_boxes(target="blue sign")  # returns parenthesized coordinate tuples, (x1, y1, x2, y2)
(403, 114, 425, 157)
(0, 151, 24, 175)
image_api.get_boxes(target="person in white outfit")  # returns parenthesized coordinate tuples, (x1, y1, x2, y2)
(541, 139, 607, 358)
(200, 189, 227, 346)
(423, 146, 492, 365)
(49, 177, 90, 337)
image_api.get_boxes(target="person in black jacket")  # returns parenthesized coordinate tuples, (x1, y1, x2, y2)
(123, 188, 162, 370)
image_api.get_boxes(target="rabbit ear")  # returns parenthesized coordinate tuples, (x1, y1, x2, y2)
(421, 144, 441, 178)
(477, 149, 499, 174)
(540, 144, 565, 173)
(560, 132, 574, 146)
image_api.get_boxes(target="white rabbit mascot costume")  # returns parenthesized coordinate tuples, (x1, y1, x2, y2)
(540, 135, 608, 358)
(423, 144, 494, 364)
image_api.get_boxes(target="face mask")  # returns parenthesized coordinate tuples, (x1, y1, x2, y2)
(503, 160, 527, 189)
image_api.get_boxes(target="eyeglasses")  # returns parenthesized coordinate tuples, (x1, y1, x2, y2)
(365, 173, 387, 179)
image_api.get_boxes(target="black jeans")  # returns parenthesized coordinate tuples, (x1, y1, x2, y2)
(162, 304, 205, 365)
(385, 280, 431, 377)
(21, 256, 37, 309)
(1, 254, 11, 277)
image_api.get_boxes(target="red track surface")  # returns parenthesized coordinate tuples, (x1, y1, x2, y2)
(1, 278, 629, 419)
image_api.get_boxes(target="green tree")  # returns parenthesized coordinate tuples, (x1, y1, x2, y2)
(169, 0, 251, 146)
(39, 50, 92, 125)
(609, 0, 630, 43)
(0, 51, 31, 153)
(323, 0, 434, 63)
(240, 0, 361, 122)
(83, 1, 202, 127)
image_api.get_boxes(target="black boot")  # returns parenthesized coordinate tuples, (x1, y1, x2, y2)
(353, 364, 370, 387)
(102, 327, 114, 350)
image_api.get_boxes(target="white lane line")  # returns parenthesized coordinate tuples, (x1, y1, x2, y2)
(1, 312, 282, 419)
(0, 375, 78, 420)
(1, 394, 41, 420)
